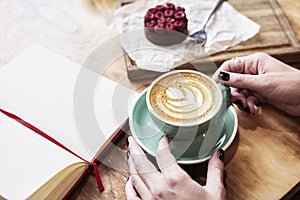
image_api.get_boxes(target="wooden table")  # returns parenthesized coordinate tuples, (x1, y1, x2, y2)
(67, 1, 300, 199)
(68, 1, 300, 199)
(0, 0, 299, 199)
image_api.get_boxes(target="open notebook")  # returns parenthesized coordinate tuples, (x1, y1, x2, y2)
(0, 46, 136, 199)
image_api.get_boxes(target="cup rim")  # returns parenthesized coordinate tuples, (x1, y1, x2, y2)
(146, 69, 223, 127)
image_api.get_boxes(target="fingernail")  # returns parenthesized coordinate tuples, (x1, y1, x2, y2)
(218, 71, 230, 81)
(128, 136, 133, 144)
(242, 106, 251, 113)
(160, 134, 170, 143)
(234, 100, 251, 113)
(126, 137, 129, 146)
(234, 99, 243, 106)
(159, 134, 165, 141)
(126, 151, 130, 160)
(218, 149, 224, 162)
(253, 105, 260, 115)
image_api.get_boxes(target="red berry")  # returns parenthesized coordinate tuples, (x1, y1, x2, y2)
(155, 5, 165, 11)
(164, 9, 174, 17)
(165, 23, 174, 30)
(157, 23, 165, 28)
(173, 20, 186, 31)
(148, 8, 156, 13)
(144, 12, 155, 24)
(146, 20, 157, 27)
(166, 17, 175, 23)
(174, 11, 186, 20)
(144, 3, 188, 41)
(155, 11, 164, 19)
(157, 17, 167, 25)
(176, 6, 185, 12)
(166, 3, 175, 10)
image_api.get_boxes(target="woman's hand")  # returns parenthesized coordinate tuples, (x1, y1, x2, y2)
(125, 136, 226, 200)
(213, 52, 300, 116)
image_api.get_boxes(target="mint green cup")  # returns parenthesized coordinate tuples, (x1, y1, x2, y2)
(129, 87, 237, 164)
(145, 70, 230, 158)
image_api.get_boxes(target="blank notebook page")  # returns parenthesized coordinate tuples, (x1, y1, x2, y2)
(0, 112, 83, 199)
(0, 45, 134, 162)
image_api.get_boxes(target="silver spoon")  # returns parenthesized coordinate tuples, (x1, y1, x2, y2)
(186, 0, 224, 45)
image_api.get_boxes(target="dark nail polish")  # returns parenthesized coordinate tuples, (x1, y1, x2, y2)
(159, 134, 165, 141)
(234, 100, 251, 113)
(126, 151, 130, 160)
(223, 171, 227, 189)
(242, 106, 251, 113)
(218, 149, 224, 162)
(218, 71, 230, 81)
(234, 99, 243, 106)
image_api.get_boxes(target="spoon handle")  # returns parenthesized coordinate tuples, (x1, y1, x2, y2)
(202, 0, 224, 29)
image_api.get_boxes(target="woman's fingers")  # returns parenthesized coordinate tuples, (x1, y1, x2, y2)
(230, 88, 247, 107)
(206, 150, 226, 199)
(156, 136, 188, 179)
(125, 177, 141, 200)
(222, 57, 245, 73)
(213, 53, 267, 76)
(217, 72, 262, 92)
(127, 136, 162, 192)
(212, 54, 269, 93)
(230, 87, 266, 114)
(246, 95, 260, 114)
(127, 155, 153, 198)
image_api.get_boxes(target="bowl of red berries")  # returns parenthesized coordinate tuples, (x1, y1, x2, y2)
(144, 3, 188, 46)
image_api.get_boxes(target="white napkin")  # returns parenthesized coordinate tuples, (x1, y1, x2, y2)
(110, 0, 260, 72)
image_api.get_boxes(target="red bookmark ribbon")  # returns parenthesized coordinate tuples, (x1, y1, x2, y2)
(0, 108, 104, 191)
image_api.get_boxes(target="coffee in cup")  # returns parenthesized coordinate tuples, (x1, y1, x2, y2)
(147, 70, 223, 127)
(146, 69, 230, 158)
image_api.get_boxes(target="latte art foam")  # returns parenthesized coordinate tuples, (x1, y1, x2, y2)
(149, 72, 217, 125)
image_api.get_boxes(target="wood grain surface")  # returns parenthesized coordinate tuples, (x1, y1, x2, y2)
(0, 0, 299, 200)
(210, 0, 300, 61)
(277, 0, 300, 42)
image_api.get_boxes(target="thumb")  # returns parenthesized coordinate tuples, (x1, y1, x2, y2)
(206, 149, 225, 195)
(216, 71, 263, 92)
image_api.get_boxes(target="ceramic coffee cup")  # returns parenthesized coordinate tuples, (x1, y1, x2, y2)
(146, 70, 230, 157)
